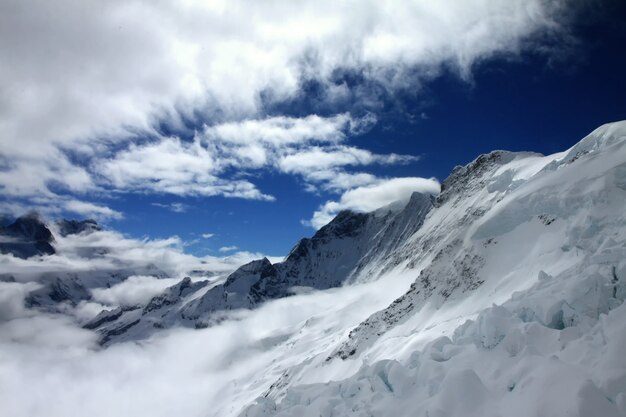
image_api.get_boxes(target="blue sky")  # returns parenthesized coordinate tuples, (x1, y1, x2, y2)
(1, 0, 625, 256)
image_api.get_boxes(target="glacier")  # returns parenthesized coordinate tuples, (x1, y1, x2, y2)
(1, 121, 625, 417)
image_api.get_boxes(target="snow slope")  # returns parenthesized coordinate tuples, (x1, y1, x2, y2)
(240, 121, 626, 416)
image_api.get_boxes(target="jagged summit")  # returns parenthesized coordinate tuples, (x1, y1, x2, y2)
(0, 212, 55, 258)
(0, 214, 104, 259)
(314, 210, 369, 240)
(86, 191, 435, 342)
(437, 150, 540, 205)
(56, 218, 101, 237)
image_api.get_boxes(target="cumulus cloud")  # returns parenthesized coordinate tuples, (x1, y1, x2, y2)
(0, 0, 570, 215)
(95, 114, 369, 200)
(306, 177, 441, 228)
(94, 113, 420, 199)
(201, 233, 215, 239)
(97, 135, 272, 200)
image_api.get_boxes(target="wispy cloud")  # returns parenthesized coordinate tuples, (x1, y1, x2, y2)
(62, 200, 123, 220)
(0, 198, 122, 223)
(219, 246, 239, 253)
(151, 202, 190, 213)
(96, 114, 417, 200)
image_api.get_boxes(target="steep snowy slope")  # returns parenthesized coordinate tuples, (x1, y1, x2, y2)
(89, 193, 435, 343)
(241, 121, 626, 416)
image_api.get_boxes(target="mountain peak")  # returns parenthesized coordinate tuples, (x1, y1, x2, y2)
(437, 150, 540, 205)
(0, 213, 55, 258)
(314, 210, 369, 240)
(56, 219, 101, 237)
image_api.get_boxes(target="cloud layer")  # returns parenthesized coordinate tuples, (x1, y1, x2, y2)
(0, 0, 569, 222)
(0, 257, 417, 417)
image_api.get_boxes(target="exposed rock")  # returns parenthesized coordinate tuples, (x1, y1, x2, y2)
(0, 213, 55, 258)
(56, 219, 102, 236)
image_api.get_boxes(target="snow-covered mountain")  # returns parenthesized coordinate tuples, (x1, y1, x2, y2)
(239, 121, 626, 416)
(85, 192, 434, 343)
(4, 121, 626, 417)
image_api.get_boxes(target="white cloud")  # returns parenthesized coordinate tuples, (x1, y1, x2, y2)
(203, 114, 359, 147)
(0, 282, 40, 322)
(219, 246, 239, 253)
(95, 113, 416, 199)
(91, 275, 181, 307)
(0, 197, 122, 223)
(0, 227, 274, 282)
(96, 136, 274, 200)
(0, 150, 94, 197)
(278, 146, 417, 174)
(201, 233, 215, 239)
(62, 200, 123, 220)
(277, 146, 418, 192)
(0, 0, 569, 208)
(306, 177, 441, 228)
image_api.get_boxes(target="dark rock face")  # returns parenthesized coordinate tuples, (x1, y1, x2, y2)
(247, 259, 284, 303)
(313, 210, 369, 240)
(0, 213, 55, 258)
(436, 151, 528, 206)
(56, 219, 101, 236)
